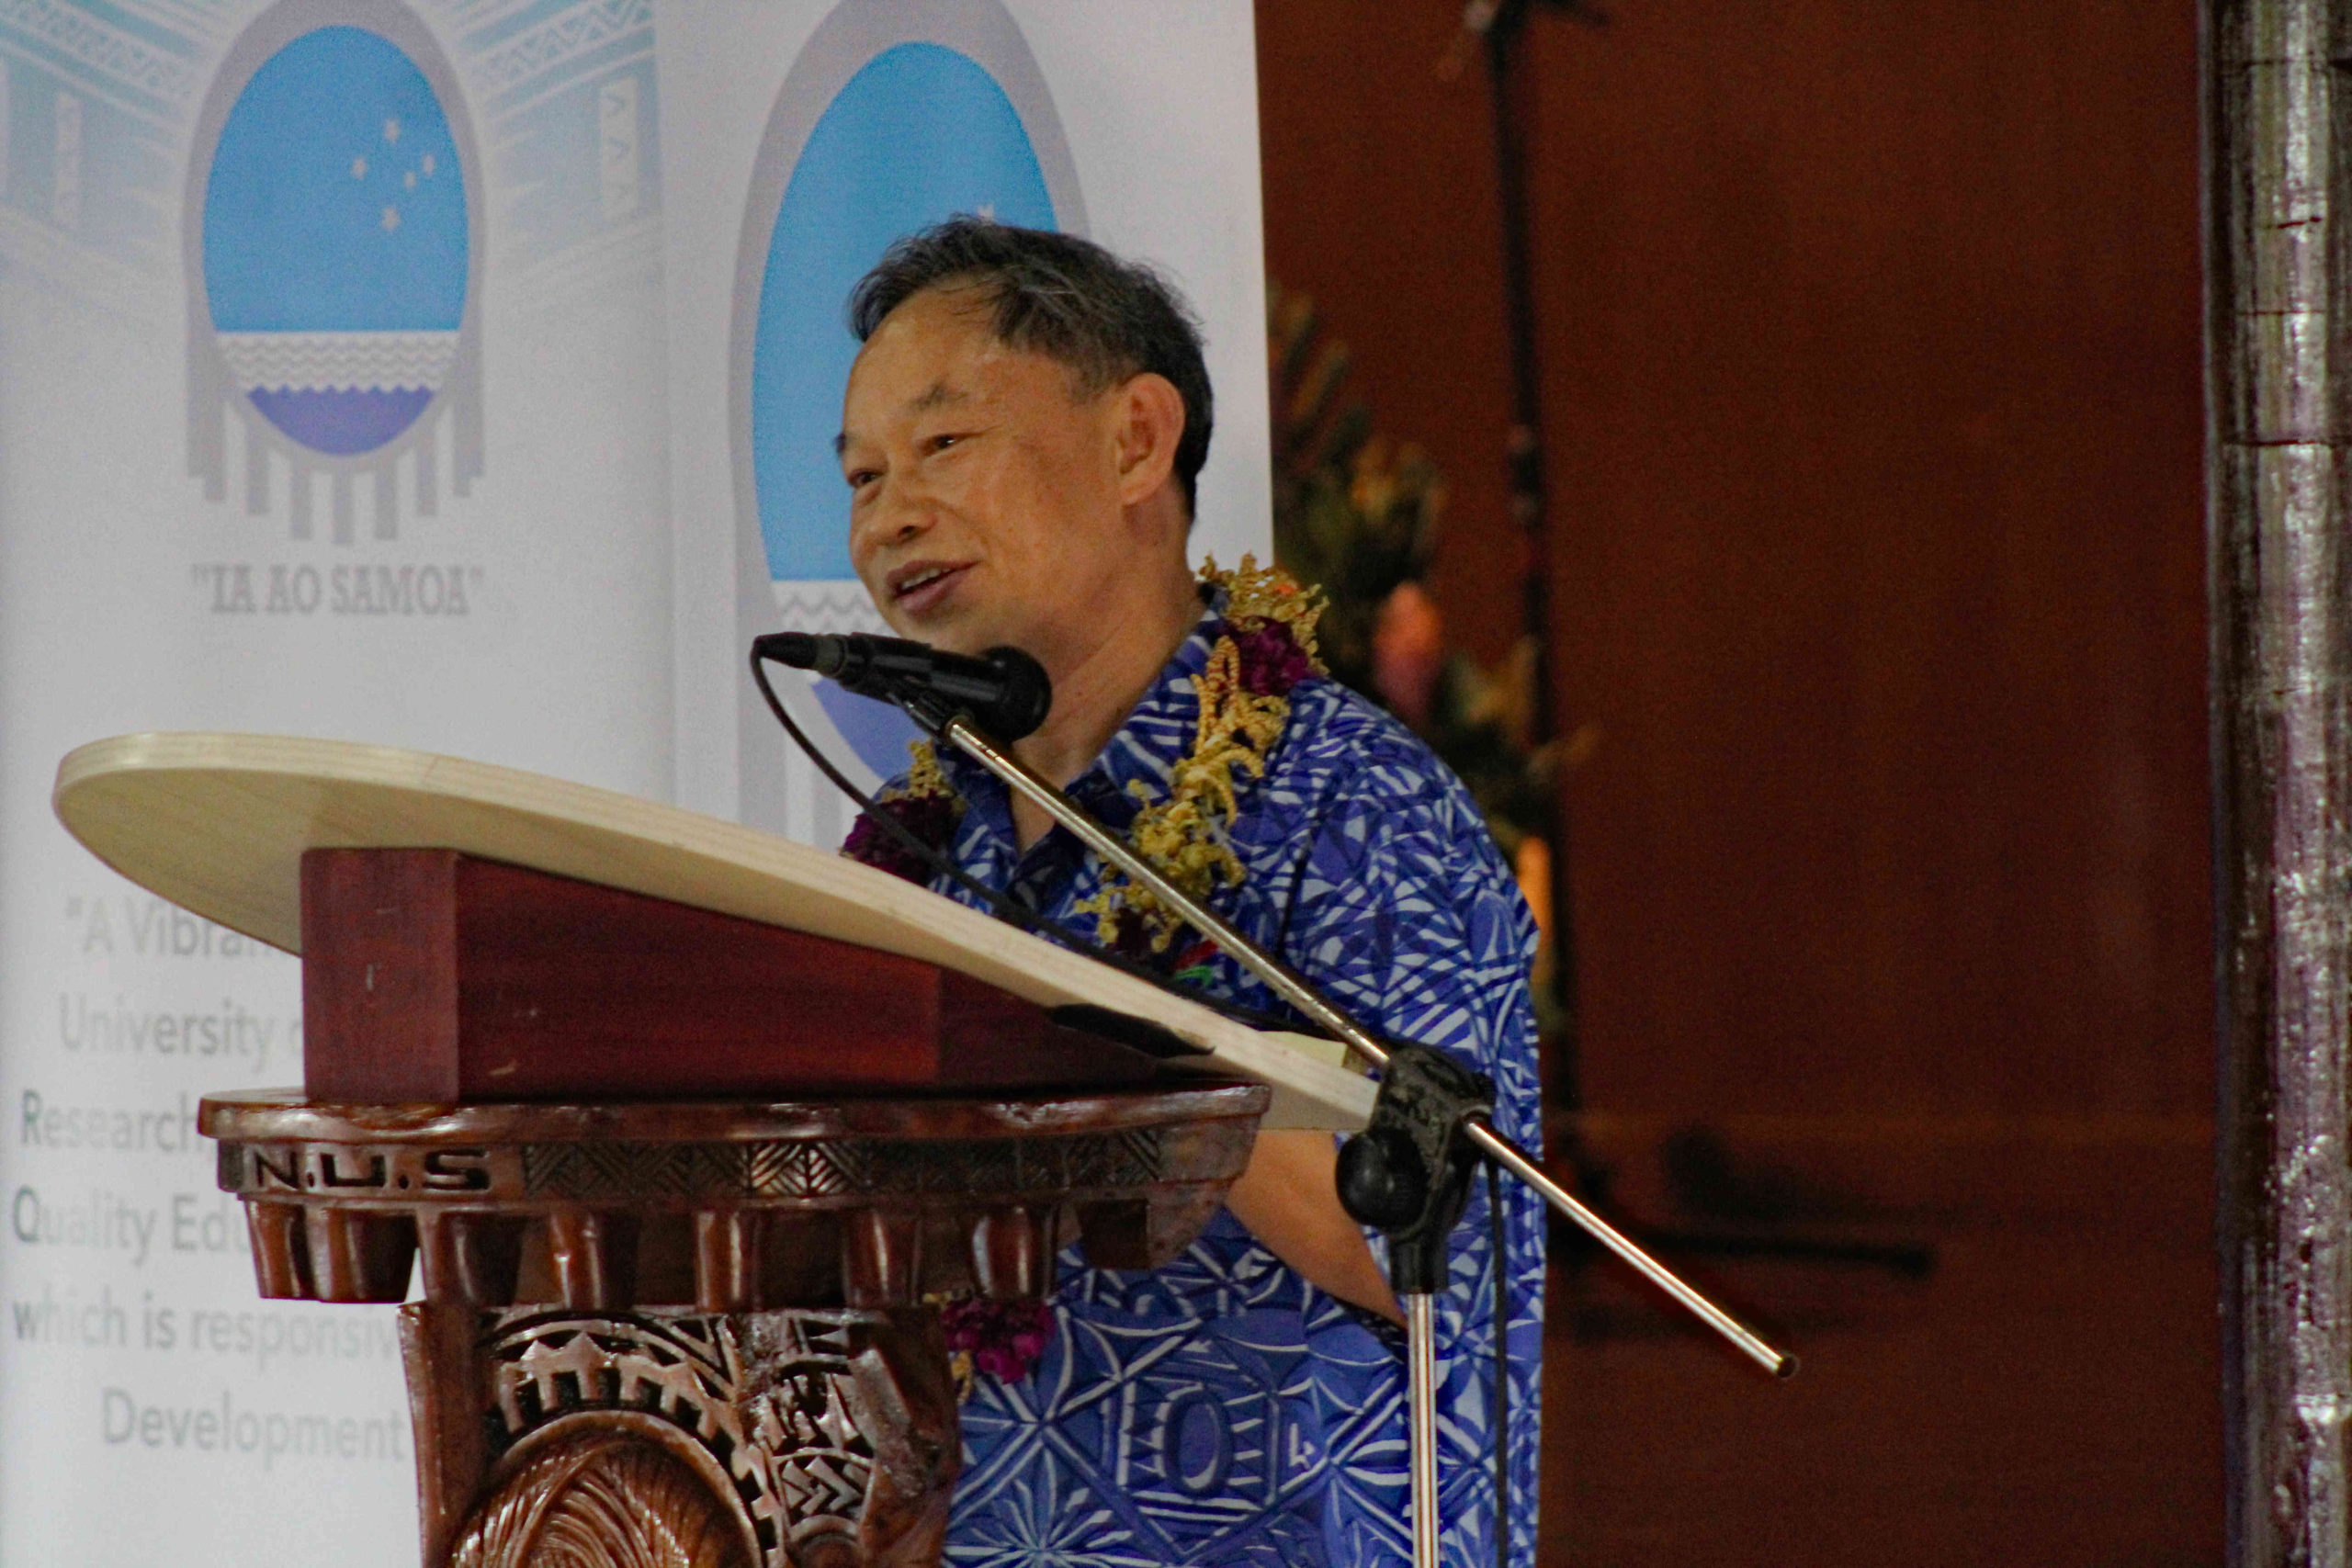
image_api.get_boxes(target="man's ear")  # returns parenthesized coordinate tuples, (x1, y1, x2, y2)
(1112, 372, 1186, 508)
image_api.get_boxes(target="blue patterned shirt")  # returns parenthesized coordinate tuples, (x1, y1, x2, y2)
(893, 606, 1544, 1568)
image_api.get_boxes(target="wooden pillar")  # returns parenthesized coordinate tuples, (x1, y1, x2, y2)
(2210, 3, 2352, 1562)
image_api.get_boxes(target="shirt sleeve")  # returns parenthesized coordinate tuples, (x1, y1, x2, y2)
(1279, 746, 1544, 1152)
(1275, 741, 1549, 1568)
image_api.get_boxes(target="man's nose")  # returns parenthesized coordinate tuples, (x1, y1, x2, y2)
(860, 480, 933, 549)
(879, 479, 941, 545)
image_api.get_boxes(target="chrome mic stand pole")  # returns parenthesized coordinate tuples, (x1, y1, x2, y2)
(932, 709, 1793, 1368)
(1407, 1290, 1442, 1568)
(920, 707, 1794, 1568)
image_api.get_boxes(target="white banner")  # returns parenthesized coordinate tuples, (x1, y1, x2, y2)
(0, 1, 1264, 1561)
(662, 0, 1272, 840)
(0, 0, 673, 1559)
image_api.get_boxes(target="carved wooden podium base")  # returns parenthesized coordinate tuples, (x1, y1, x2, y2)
(200, 1082, 1268, 1568)
(417, 1303, 953, 1568)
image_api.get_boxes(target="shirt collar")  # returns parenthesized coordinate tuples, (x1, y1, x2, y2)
(935, 593, 1224, 836)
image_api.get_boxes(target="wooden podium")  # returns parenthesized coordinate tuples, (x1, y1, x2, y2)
(54, 734, 1373, 1568)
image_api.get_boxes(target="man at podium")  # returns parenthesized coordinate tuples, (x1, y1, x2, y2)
(831, 219, 1543, 1568)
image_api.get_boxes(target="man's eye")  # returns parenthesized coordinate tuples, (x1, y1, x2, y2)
(845, 469, 877, 490)
(926, 433, 963, 455)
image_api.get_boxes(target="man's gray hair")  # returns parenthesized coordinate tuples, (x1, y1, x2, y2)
(847, 218, 1214, 517)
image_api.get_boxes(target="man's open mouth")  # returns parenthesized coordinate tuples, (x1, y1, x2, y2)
(888, 560, 974, 613)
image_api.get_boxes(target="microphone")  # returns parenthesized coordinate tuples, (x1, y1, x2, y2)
(754, 631, 1052, 741)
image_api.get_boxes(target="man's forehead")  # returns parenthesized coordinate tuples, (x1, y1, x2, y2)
(839, 294, 1090, 453)
(908, 379, 968, 412)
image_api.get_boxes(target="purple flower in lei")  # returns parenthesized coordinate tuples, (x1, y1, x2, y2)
(1227, 619, 1316, 696)
(1102, 908, 1159, 963)
(940, 1296, 1056, 1384)
(842, 789, 960, 883)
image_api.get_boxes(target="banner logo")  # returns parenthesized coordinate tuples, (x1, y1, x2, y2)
(730, 0, 1084, 809)
(186, 0, 483, 542)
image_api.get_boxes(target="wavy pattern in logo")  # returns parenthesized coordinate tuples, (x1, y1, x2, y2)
(218, 331, 460, 395)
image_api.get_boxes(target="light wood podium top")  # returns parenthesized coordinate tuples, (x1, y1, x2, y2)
(51, 732, 1374, 1128)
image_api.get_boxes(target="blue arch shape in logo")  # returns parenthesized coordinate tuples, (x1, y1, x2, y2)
(750, 41, 1057, 583)
(203, 25, 467, 458)
(749, 40, 1058, 778)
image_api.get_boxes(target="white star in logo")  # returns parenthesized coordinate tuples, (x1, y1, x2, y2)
(351, 155, 367, 179)
(403, 170, 415, 189)
(381, 205, 401, 232)
(421, 152, 435, 177)
(384, 117, 401, 145)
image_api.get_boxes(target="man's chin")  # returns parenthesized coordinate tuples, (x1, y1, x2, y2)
(881, 608, 997, 657)
(871, 583, 1035, 658)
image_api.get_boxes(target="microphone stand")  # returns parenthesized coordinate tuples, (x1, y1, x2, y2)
(887, 689, 1794, 1568)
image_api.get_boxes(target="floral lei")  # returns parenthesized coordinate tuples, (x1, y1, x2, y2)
(843, 558, 1324, 1394)
(1075, 556, 1326, 976)
(842, 554, 1328, 988)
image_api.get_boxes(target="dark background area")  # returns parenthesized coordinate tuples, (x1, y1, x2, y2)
(1255, 3, 2217, 1562)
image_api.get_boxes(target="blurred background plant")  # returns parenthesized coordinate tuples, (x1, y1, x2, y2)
(1268, 279, 1582, 1039)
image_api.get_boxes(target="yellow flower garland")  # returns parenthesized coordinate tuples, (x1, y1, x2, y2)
(1073, 555, 1328, 953)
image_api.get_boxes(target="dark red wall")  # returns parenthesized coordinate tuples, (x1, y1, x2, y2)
(1256, 7, 2218, 1557)
(1256, 0, 2211, 1124)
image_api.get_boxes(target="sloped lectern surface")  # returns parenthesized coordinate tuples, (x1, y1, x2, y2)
(52, 732, 1373, 1127)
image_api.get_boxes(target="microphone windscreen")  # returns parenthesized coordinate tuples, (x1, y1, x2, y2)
(982, 646, 1053, 740)
(753, 631, 834, 674)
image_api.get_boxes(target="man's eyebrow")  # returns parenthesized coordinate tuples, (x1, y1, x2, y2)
(909, 380, 965, 412)
(836, 381, 967, 458)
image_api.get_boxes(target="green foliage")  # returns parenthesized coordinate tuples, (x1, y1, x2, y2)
(1268, 283, 1442, 694)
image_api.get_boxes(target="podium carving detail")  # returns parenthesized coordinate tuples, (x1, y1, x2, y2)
(204, 1084, 1265, 1567)
(434, 1308, 951, 1568)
